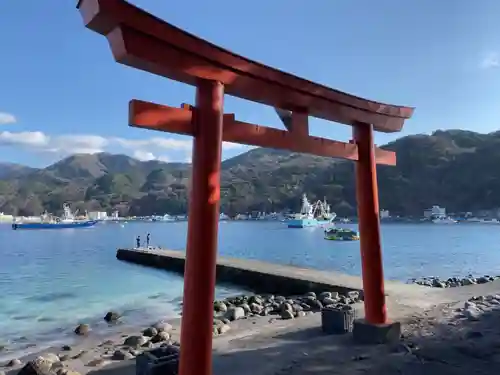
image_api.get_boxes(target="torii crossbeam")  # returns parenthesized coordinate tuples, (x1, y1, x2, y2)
(76, 1, 414, 374)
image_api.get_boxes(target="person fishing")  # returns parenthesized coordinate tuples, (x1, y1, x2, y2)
(136, 235, 141, 248)
(146, 233, 151, 248)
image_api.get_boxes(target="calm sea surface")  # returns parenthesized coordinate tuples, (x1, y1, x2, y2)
(1, 221, 499, 354)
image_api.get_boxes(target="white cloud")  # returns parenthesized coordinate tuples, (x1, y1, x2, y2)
(133, 150, 156, 161)
(0, 130, 249, 163)
(0, 112, 16, 125)
(114, 137, 192, 151)
(0, 131, 49, 147)
(49, 135, 109, 154)
(480, 53, 499, 69)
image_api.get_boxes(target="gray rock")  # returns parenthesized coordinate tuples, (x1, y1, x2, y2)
(142, 327, 158, 337)
(74, 324, 90, 336)
(213, 301, 228, 313)
(248, 295, 263, 305)
(280, 302, 293, 313)
(112, 350, 134, 360)
(465, 306, 481, 321)
(318, 292, 332, 301)
(347, 291, 360, 300)
(305, 292, 316, 299)
(218, 324, 231, 334)
(280, 310, 294, 320)
(322, 297, 336, 305)
(250, 303, 263, 314)
(61, 345, 71, 352)
(17, 357, 52, 375)
(308, 299, 323, 310)
(462, 278, 476, 286)
(464, 300, 476, 309)
(104, 311, 121, 323)
(6, 358, 22, 367)
(151, 331, 170, 343)
(123, 335, 149, 347)
(295, 311, 306, 318)
(43, 353, 60, 364)
(240, 303, 251, 314)
(224, 306, 245, 321)
(477, 276, 489, 284)
(153, 321, 173, 333)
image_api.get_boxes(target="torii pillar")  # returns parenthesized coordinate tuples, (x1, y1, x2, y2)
(76, 0, 415, 373)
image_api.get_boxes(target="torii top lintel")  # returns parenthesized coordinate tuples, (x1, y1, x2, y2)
(76, 0, 414, 133)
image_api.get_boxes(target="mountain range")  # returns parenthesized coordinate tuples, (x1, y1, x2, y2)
(1, 129, 500, 217)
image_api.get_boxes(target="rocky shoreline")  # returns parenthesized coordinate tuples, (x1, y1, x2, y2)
(3, 277, 500, 375)
(408, 274, 500, 288)
(0, 290, 360, 375)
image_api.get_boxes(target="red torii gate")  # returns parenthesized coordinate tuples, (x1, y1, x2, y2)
(76, 0, 414, 374)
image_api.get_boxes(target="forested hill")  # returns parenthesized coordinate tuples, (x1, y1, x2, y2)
(0, 129, 499, 217)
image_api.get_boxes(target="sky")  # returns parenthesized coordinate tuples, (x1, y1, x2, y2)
(1, 0, 500, 167)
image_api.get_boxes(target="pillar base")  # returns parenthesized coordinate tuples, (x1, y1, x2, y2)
(352, 319, 401, 345)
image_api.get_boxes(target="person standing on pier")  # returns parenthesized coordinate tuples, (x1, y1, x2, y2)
(136, 235, 141, 249)
(146, 233, 151, 248)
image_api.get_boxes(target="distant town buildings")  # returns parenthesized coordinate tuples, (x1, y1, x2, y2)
(380, 209, 390, 219)
(88, 211, 108, 220)
(423, 205, 446, 219)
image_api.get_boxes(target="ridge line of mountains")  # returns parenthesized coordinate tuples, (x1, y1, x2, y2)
(1, 129, 499, 217)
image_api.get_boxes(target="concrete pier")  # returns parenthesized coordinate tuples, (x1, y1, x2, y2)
(116, 248, 444, 309)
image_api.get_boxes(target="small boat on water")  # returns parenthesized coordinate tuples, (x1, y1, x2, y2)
(288, 194, 336, 228)
(432, 216, 457, 224)
(324, 227, 359, 241)
(12, 204, 97, 230)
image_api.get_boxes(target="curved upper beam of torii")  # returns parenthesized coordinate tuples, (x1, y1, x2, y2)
(76, 0, 414, 133)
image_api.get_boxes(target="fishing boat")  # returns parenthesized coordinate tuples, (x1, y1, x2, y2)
(287, 194, 336, 228)
(432, 216, 457, 224)
(324, 227, 359, 241)
(12, 204, 97, 230)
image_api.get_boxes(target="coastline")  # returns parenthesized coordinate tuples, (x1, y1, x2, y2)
(2, 267, 499, 365)
(0, 289, 363, 373)
(3, 280, 500, 375)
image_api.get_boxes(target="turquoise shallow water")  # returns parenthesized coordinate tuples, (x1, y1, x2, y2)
(1, 221, 500, 354)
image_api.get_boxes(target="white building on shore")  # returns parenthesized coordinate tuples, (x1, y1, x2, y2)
(424, 205, 446, 219)
(380, 209, 390, 219)
(88, 211, 108, 220)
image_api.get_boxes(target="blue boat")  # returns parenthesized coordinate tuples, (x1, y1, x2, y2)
(287, 194, 336, 228)
(12, 204, 98, 230)
(12, 220, 97, 230)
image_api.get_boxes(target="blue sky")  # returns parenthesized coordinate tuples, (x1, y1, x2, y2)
(1, 0, 500, 167)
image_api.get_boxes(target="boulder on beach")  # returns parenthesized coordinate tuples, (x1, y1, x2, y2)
(17, 357, 53, 375)
(74, 324, 89, 336)
(213, 301, 228, 313)
(104, 311, 121, 323)
(112, 350, 134, 361)
(224, 306, 245, 321)
(153, 321, 173, 333)
(123, 335, 149, 348)
(6, 358, 22, 367)
(142, 327, 158, 337)
(151, 331, 170, 343)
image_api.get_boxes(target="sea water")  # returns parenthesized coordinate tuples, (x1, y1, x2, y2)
(1, 220, 500, 355)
